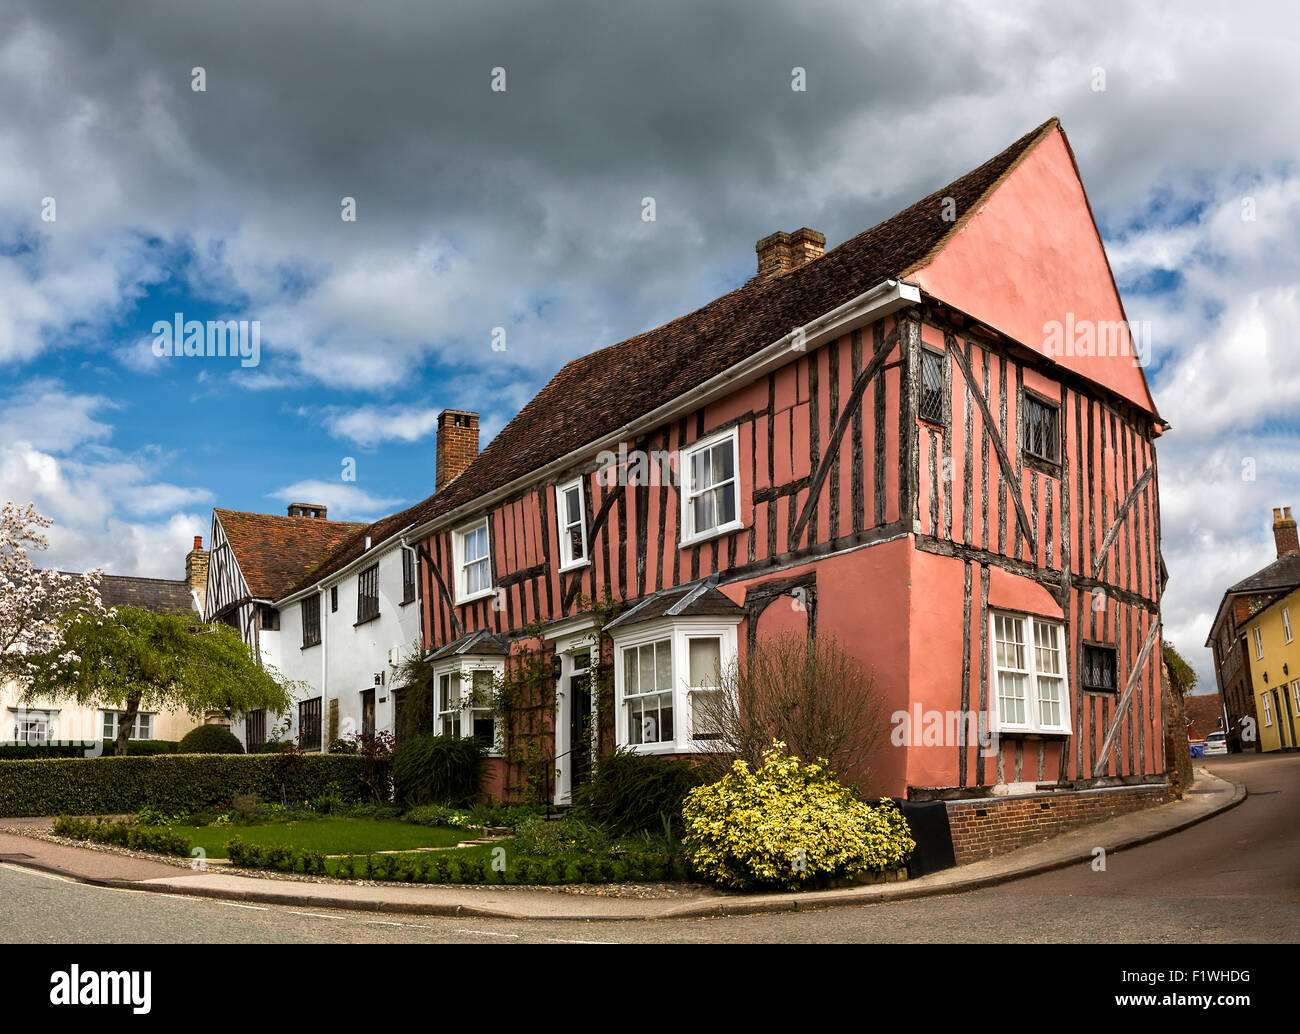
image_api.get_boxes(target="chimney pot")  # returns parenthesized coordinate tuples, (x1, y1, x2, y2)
(1273, 505, 1299, 558)
(436, 409, 480, 492)
(192, 536, 203, 552)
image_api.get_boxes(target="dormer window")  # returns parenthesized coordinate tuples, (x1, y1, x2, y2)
(556, 478, 588, 570)
(453, 518, 494, 603)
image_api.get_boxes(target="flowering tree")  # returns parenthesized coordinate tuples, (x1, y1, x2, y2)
(0, 502, 104, 690)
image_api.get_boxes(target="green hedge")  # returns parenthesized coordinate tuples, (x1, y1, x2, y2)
(331, 850, 690, 885)
(225, 836, 326, 875)
(0, 740, 179, 760)
(54, 815, 192, 857)
(0, 753, 386, 817)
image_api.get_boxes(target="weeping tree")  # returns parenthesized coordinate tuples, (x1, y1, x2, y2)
(692, 631, 886, 787)
(22, 605, 296, 756)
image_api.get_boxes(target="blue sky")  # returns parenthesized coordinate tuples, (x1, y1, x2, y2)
(2, 0, 1298, 691)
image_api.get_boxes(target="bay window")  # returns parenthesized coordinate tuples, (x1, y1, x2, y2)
(990, 612, 1072, 734)
(612, 618, 739, 754)
(434, 659, 503, 753)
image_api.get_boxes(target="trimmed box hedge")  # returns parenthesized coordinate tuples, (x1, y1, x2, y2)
(0, 740, 179, 761)
(0, 753, 385, 817)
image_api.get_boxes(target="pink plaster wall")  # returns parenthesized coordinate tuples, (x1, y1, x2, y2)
(911, 126, 1158, 416)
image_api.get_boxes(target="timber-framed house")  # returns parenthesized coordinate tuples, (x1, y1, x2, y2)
(401, 118, 1168, 846)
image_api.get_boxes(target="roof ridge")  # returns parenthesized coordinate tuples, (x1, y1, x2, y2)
(215, 507, 368, 527)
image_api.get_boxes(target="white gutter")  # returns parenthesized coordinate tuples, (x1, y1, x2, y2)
(404, 278, 920, 543)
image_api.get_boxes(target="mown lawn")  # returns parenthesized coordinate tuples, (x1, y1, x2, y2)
(178, 818, 477, 858)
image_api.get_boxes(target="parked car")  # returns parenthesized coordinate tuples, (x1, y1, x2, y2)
(1203, 731, 1229, 756)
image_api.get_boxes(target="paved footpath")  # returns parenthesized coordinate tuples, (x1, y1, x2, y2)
(0, 767, 1243, 921)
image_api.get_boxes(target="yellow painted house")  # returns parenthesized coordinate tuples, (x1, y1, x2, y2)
(1245, 584, 1300, 752)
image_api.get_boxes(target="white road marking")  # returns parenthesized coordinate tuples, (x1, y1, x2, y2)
(0, 863, 75, 883)
(288, 910, 350, 920)
(454, 928, 519, 938)
(219, 902, 269, 911)
(544, 937, 617, 945)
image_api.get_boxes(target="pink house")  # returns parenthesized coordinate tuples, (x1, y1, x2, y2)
(403, 118, 1169, 857)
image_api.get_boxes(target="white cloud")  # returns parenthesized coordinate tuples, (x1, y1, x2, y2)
(265, 480, 404, 523)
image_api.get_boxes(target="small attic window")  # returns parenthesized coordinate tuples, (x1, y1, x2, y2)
(1024, 394, 1060, 464)
(919, 348, 946, 425)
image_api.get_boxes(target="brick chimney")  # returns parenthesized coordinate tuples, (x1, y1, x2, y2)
(287, 503, 328, 519)
(437, 410, 479, 491)
(185, 535, 209, 614)
(756, 227, 825, 279)
(1274, 506, 1299, 558)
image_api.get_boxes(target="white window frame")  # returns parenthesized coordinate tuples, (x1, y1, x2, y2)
(611, 616, 740, 755)
(1284, 608, 1293, 644)
(102, 710, 154, 741)
(432, 657, 504, 755)
(555, 477, 589, 571)
(1292, 679, 1300, 716)
(988, 611, 1072, 735)
(1262, 690, 1273, 727)
(452, 517, 494, 604)
(679, 427, 743, 547)
(1254, 626, 1263, 659)
(10, 707, 57, 744)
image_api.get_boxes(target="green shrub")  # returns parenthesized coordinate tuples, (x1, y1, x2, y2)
(178, 725, 244, 754)
(402, 803, 471, 827)
(511, 814, 606, 857)
(0, 740, 178, 760)
(681, 742, 914, 890)
(572, 747, 703, 836)
(391, 734, 483, 806)
(463, 802, 544, 830)
(54, 815, 192, 857)
(225, 835, 326, 875)
(0, 753, 386, 817)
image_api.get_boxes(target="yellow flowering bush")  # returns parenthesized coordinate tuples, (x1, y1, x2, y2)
(682, 742, 914, 890)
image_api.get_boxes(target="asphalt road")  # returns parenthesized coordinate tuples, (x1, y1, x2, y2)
(0, 753, 1294, 944)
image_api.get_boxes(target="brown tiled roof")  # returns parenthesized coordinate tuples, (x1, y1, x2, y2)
(216, 509, 366, 601)
(98, 574, 196, 614)
(286, 118, 1064, 598)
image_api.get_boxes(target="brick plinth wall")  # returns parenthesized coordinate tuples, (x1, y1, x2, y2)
(945, 784, 1168, 864)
